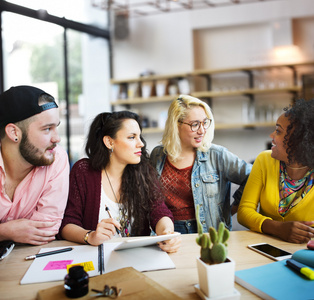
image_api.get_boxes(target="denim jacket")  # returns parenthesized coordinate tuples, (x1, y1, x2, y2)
(150, 144, 252, 231)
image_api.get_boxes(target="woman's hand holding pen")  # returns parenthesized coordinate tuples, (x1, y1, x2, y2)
(87, 218, 122, 246)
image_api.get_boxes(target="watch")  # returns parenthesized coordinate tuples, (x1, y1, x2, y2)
(84, 230, 93, 245)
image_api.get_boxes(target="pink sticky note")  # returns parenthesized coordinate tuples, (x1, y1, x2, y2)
(43, 260, 73, 271)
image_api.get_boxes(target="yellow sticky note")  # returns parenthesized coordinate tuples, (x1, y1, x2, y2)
(67, 261, 95, 272)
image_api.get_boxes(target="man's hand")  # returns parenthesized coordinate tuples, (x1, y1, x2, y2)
(0, 219, 58, 245)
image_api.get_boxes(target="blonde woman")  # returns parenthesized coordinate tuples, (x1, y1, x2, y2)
(150, 95, 252, 234)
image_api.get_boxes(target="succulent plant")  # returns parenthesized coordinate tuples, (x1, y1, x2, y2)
(195, 204, 230, 264)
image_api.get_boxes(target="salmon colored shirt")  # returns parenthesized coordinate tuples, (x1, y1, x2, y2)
(0, 145, 70, 231)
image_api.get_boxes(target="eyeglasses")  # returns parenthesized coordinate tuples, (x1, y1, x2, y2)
(178, 118, 212, 132)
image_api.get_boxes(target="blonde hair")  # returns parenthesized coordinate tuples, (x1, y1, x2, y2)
(161, 94, 215, 161)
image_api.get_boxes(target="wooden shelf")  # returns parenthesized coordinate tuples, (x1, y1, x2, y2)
(192, 61, 314, 76)
(110, 72, 189, 85)
(111, 94, 178, 106)
(142, 127, 165, 134)
(111, 61, 313, 132)
(192, 86, 301, 98)
(141, 122, 276, 134)
(215, 122, 275, 130)
(111, 86, 301, 105)
(111, 61, 314, 85)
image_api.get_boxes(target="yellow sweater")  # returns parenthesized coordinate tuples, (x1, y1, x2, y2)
(237, 150, 314, 233)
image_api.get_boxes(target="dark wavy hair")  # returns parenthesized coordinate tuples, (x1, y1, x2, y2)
(284, 99, 314, 168)
(85, 111, 164, 235)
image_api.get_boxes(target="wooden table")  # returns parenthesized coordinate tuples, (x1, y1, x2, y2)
(0, 231, 305, 300)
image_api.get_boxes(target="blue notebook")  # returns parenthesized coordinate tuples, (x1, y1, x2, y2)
(235, 250, 314, 300)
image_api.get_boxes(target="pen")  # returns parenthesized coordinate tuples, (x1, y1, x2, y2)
(98, 244, 105, 274)
(105, 206, 122, 237)
(286, 259, 314, 280)
(25, 247, 73, 260)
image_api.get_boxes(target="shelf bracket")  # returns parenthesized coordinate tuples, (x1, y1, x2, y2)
(195, 73, 213, 105)
(195, 73, 212, 90)
(243, 93, 255, 106)
(286, 65, 299, 102)
(243, 92, 255, 123)
(287, 65, 297, 86)
(288, 90, 298, 103)
(242, 70, 254, 88)
(201, 97, 213, 107)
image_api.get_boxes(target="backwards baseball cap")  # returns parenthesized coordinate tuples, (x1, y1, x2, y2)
(0, 85, 58, 128)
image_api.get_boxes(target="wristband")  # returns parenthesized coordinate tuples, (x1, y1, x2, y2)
(84, 230, 93, 245)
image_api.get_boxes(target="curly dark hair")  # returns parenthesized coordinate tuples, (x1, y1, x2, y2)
(85, 111, 165, 235)
(284, 99, 314, 168)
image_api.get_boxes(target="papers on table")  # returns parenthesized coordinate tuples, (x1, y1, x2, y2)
(20, 235, 179, 284)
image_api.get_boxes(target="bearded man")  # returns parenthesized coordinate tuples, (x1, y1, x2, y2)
(0, 86, 69, 245)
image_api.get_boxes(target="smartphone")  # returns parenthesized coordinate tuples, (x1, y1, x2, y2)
(0, 240, 15, 261)
(247, 243, 292, 261)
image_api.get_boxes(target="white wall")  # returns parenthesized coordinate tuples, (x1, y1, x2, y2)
(113, 0, 314, 77)
(111, 15, 194, 79)
(110, 0, 314, 162)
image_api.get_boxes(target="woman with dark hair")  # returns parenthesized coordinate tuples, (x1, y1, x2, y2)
(238, 99, 314, 244)
(59, 111, 180, 252)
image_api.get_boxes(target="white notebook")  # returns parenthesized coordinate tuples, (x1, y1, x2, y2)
(20, 234, 179, 285)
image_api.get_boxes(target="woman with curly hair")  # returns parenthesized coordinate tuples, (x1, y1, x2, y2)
(59, 111, 180, 252)
(150, 95, 252, 234)
(238, 99, 314, 244)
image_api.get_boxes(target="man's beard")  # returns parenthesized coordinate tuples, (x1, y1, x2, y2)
(19, 131, 56, 167)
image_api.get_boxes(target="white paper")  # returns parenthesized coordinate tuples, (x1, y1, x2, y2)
(20, 237, 177, 285)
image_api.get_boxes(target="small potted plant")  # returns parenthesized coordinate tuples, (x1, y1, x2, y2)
(195, 204, 236, 299)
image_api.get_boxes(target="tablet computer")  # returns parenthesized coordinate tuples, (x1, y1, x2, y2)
(113, 232, 181, 251)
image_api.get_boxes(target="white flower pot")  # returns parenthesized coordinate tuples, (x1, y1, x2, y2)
(196, 257, 235, 298)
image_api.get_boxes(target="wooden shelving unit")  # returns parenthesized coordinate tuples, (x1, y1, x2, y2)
(112, 95, 175, 106)
(110, 61, 314, 132)
(142, 122, 276, 134)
